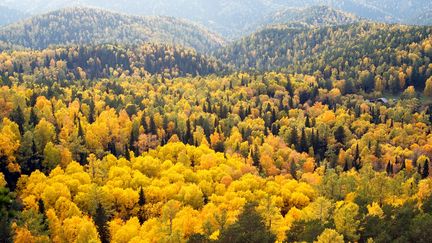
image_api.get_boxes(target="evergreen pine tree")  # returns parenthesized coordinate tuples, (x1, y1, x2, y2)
(10, 106, 25, 135)
(138, 187, 146, 207)
(305, 115, 311, 128)
(218, 203, 276, 243)
(343, 160, 349, 172)
(29, 107, 39, 127)
(290, 127, 298, 150)
(290, 159, 297, 180)
(252, 145, 261, 173)
(149, 116, 157, 135)
(94, 203, 110, 243)
(300, 128, 308, 153)
(334, 126, 345, 144)
(423, 159, 430, 179)
(38, 199, 49, 232)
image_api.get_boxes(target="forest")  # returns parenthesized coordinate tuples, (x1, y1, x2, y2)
(0, 2, 432, 243)
(0, 67, 432, 242)
(0, 8, 224, 52)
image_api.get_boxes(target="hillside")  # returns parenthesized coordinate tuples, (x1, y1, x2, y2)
(0, 44, 223, 80)
(0, 7, 225, 52)
(255, 5, 360, 30)
(1, 2, 432, 243)
(0, 0, 430, 38)
(1, 69, 432, 242)
(217, 23, 432, 93)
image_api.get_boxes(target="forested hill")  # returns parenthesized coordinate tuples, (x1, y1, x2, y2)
(0, 44, 223, 81)
(0, 7, 225, 53)
(1, 0, 431, 38)
(256, 6, 360, 30)
(217, 22, 432, 93)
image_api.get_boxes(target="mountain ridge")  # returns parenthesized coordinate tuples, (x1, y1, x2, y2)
(0, 6, 226, 52)
(1, 0, 431, 38)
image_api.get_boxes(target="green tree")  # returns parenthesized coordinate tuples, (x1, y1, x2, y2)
(286, 219, 326, 243)
(334, 126, 345, 144)
(0, 187, 16, 242)
(94, 203, 110, 243)
(218, 203, 276, 243)
(333, 202, 360, 241)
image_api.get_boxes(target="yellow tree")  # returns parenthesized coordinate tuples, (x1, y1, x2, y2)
(333, 201, 360, 242)
(314, 229, 344, 243)
(424, 76, 432, 97)
(0, 118, 20, 172)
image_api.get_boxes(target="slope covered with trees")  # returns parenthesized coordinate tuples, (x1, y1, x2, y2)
(0, 0, 430, 38)
(0, 66, 431, 241)
(0, 2, 431, 243)
(0, 7, 225, 53)
(217, 23, 432, 94)
(256, 6, 360, 30)
(0, 44, 222, 80)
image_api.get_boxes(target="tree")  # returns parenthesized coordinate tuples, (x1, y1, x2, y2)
(10, 106, 25, 135)
(424, 76, 432, 97)
(0, 187, 16, 242)
(33, 118, 56, 153)
(290, 127, 298, 150)
(29, 108, 39, 127)
(333, 202, 360, 242)
(149, 116, 157, 135)
(37, 199, 48, 233)
(218, 202, 276, 243)
(334, 126, 345, 144)
(94, 203, 110, 243)
(162, 200, 181, 236)
(314, 229, 344, 243)
(305, 115, 311, 128)
(185, 119, 193, 145)
(300, 128, 308, 153)
(252, 145, 262, 174)
(422, 159, 429, 179)
(138, 187, 146, 207)
(43, 142, 61, 172)
(409, 213, 432, 243)
(290, 159, 297, 180)
(286, 219, 326, 243)
(421, 194, 432, 214)
(138, 187, 146, 224)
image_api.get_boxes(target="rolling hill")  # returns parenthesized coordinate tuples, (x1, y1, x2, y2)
(216, 22, 432, 92)
(0, 0, 430, 38)
(0, 7, 225, 52)
(253, 5, 360, 30)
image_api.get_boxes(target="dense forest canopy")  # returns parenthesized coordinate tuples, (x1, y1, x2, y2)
(0, 44, 223, 80)
(217, 22, 432, 94)
(1, 0, 431, 38)
(0, 7, 225, 52)
(1, 67, 432, 242)
(255, 5, 360, 30)
(0, 1, 431, 243)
